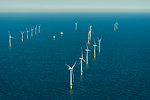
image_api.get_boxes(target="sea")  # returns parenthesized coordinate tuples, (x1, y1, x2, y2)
(0, 12, 150, 100)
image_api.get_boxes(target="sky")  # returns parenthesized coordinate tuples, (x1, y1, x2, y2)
(0, 0, 150, 12)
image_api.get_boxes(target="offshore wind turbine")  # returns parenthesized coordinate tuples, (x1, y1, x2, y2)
(75, 22, 77, 31)
(26, 29, 29, 39)
(89, 25, 92, 40)
(31, 27, 33, 37)
(66, 61, 76, 90)
(8, 31, 13, 48)
(88, 25, 92, 45)
(21, 32, 24, 42)
(85, 44, 91, 65)
(114, 21, 119, 31)
(38, 25, 40, 33)
(79, 47, 86, 76)
(98, 37, 102, 53)
(93, 38, 98, 59)
(35, 25, 37, 35)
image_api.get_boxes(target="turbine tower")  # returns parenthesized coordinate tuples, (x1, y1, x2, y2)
(21, 32, 24, 42)
(38, 25, 40, 33)
(66, 61, 76, 90)
(85, 45, 91, 65)
(8, 31, 13, 48)
(79, 47, 86, 76)
(93, 38, 97, 59)
(31, 27, 33, 37)
(75, 22, 77, 31)
(26, 29, 29, 39)
(98, 37, 102, 53)
(88, 31, 90, 45)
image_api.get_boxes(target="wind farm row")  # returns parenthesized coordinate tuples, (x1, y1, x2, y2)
(8, 25, 40, 48)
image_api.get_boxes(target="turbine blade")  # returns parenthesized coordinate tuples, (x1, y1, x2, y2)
(72, 61, 76, 69)
(78, 61, 81, 66)
(65, 64, 71, 68)
(81, 47, 83, 58)
(94, 38, 95, 44)
(83, 59, 86, 63)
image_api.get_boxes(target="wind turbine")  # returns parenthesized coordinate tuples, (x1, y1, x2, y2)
(85, 44, 91, 65)
(89, 25, 92, 40)
(8, 31, 13, 48)
(75, 22, 77, 31)
(114, 21, 119, 31)
(98, 37, 102, 53)
(79, 47, 86, 76)
(38, 25, 40, 33)
(21, 32, 24, 42)
(26, 28, 29, 39)
(31, 27, 33, 37)
(93, 38, 97, 59)
(88, 25, 92, 45)
(66, 61, 76, 90)
(35, 25, 37, 35)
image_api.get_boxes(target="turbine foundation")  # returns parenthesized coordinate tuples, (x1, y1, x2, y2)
(53, 36, 55, 40)
(81, 72, 83, 76)
(94, 55, 96, 59)
(86, 61, 88, 65)
(70, 85, 72, 90)
(9, 43, 11, 48)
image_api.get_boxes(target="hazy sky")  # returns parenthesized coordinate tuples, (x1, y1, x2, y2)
(0, 0, 150, 12)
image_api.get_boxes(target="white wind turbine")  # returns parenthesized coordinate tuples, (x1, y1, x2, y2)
(31, 27, 33, 37)
(21, 32, 24, 42)
(8, 31, 13, 48)
(88, 25, 92, 45)
(75, 22, 77, 31)
(114, 21, 119, 31)
(89, 25, 92, 40)
(66, 61, 76, 90)
(79, 47, 86, 76)
(85, 44, 91, 65)
(93, 38, 98, 59)
(38, 25, 40, 33)
(35, 25, 37, 35)
(98, 37, 102, 53)
(26, 29, 29, 39)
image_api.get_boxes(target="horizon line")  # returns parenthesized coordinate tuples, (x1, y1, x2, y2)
(0, 8, 150, 13)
